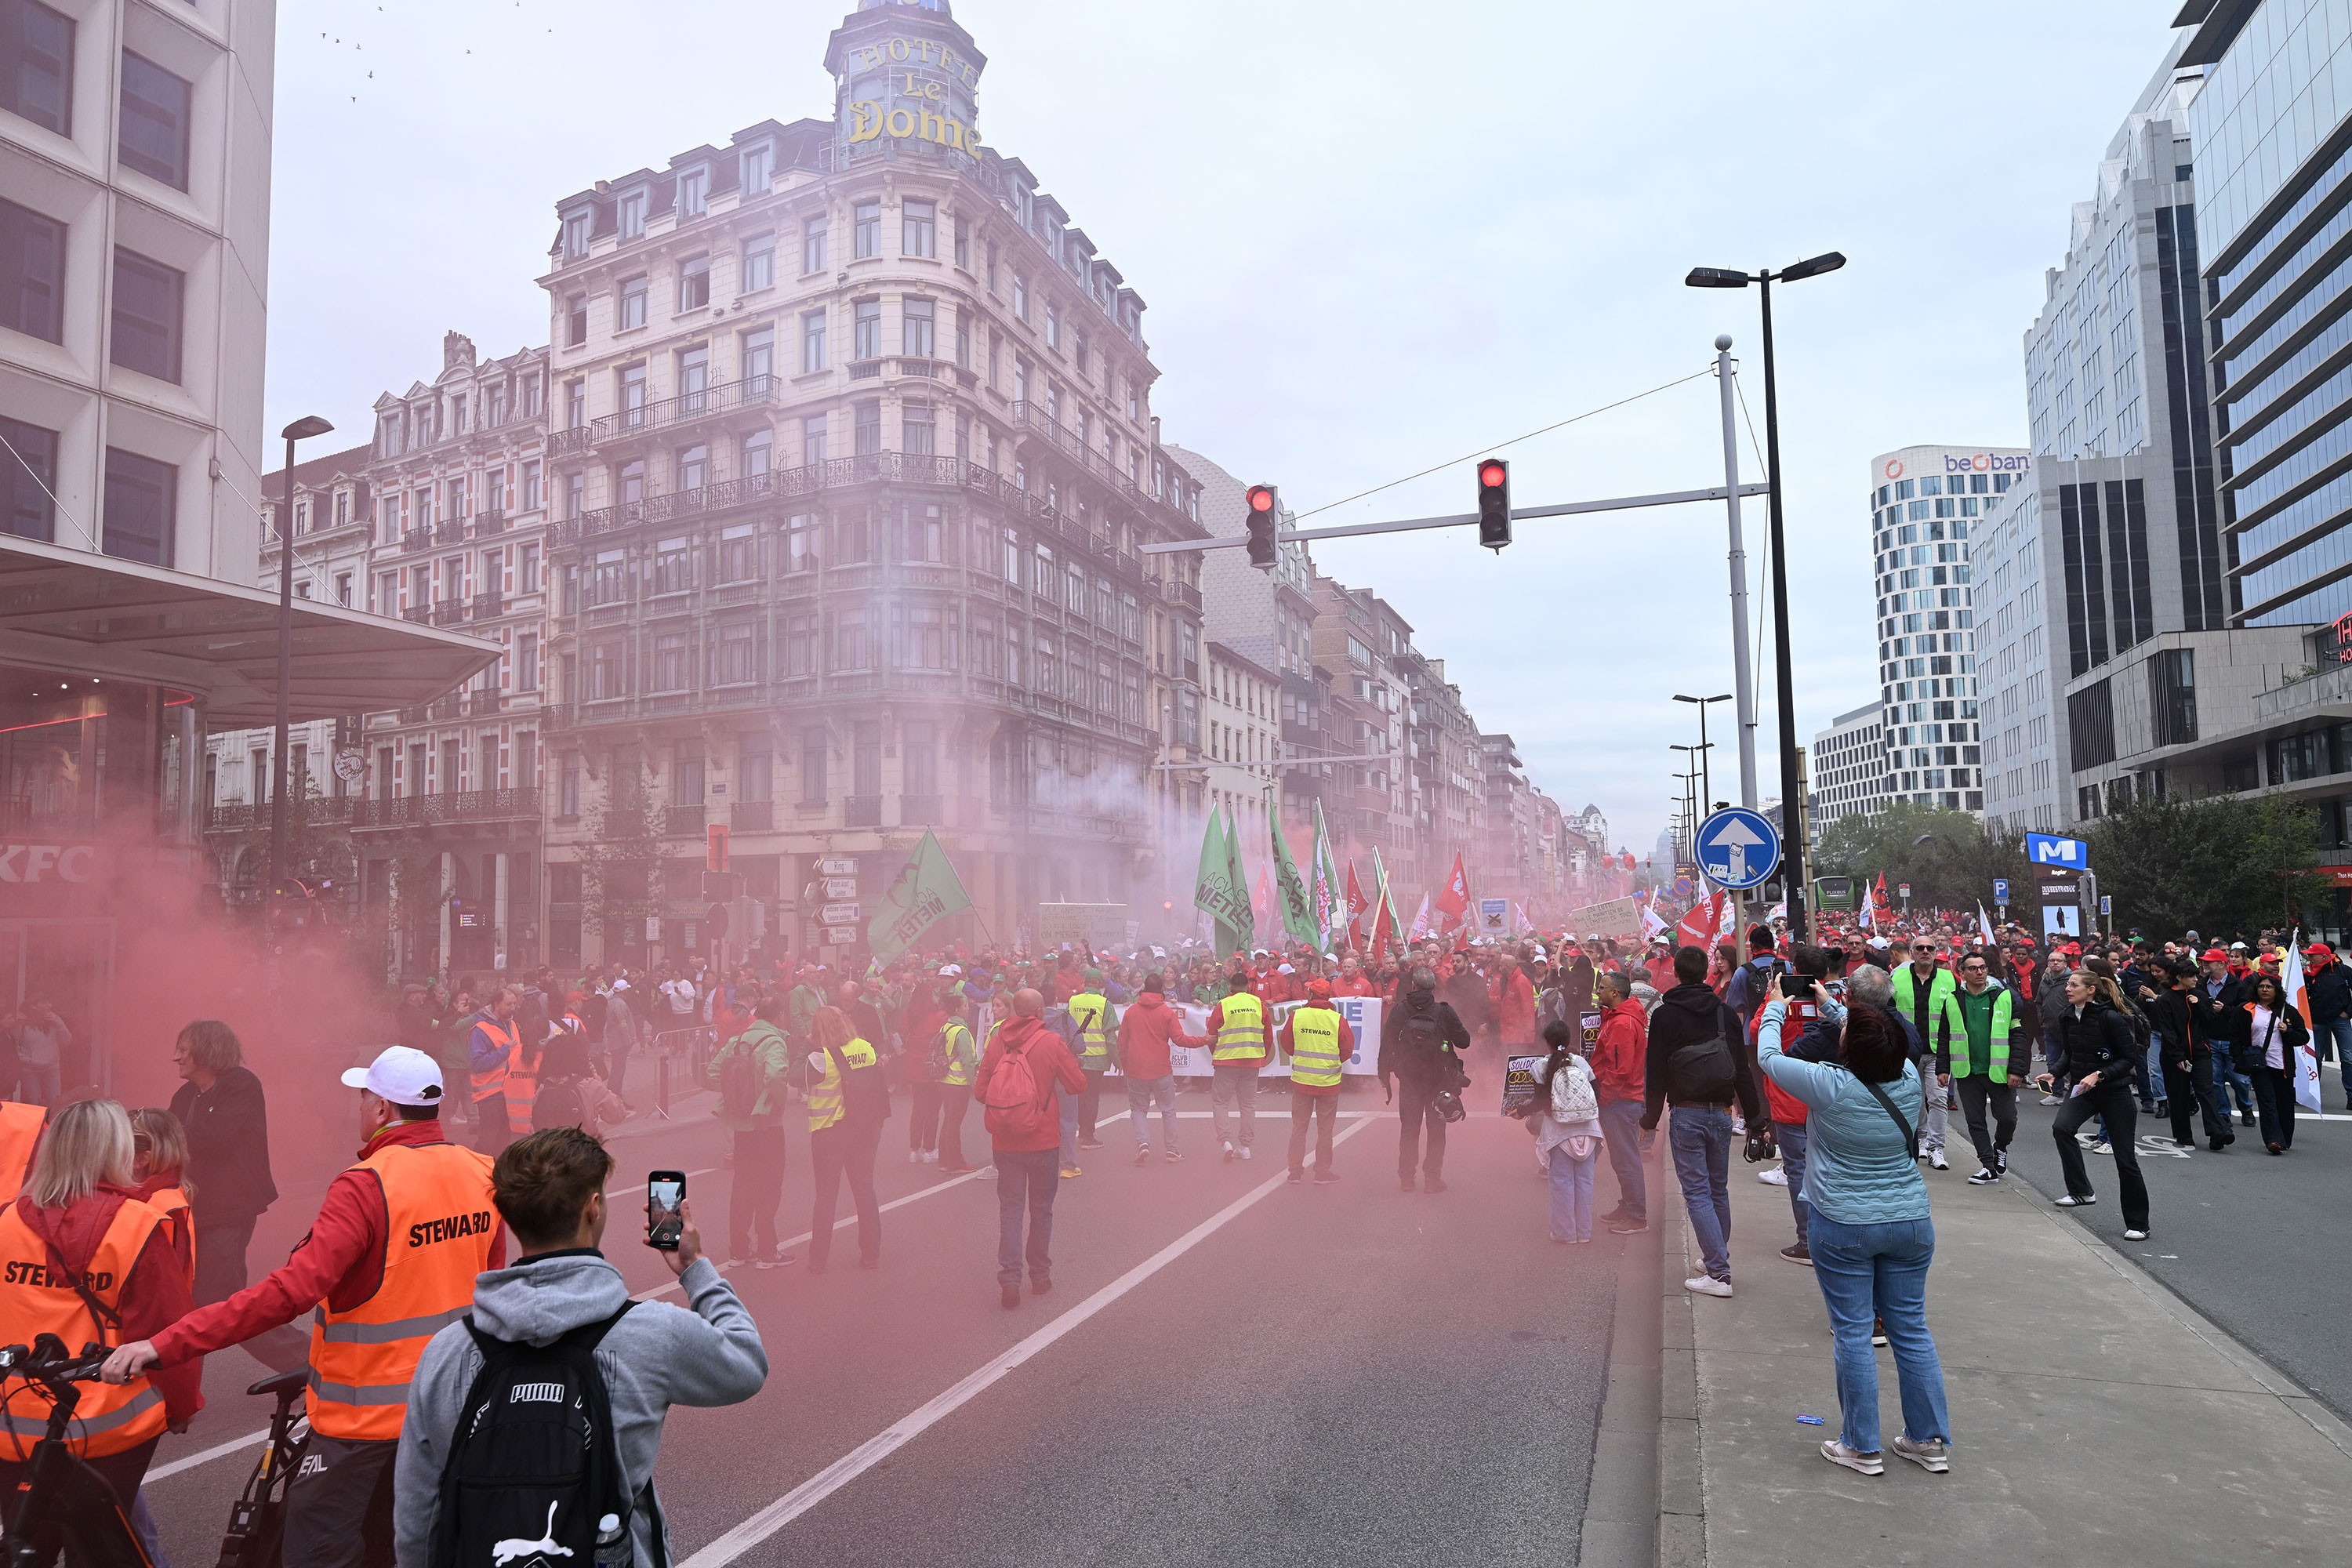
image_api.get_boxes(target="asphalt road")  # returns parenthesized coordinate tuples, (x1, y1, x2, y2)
(138, 1088, 1630, 1567)
(1991, 1080, 2352, 1423)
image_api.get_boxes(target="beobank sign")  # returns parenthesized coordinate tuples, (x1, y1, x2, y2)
(1882, 453, 2032, 480)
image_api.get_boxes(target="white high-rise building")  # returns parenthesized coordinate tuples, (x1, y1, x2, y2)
(1867, 444, 2031, 811)
(1809, 701, 1888, 843)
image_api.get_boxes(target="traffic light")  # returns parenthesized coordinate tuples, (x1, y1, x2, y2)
(1245, 484, 1279, 570)
(1476, 458, 1511, 551)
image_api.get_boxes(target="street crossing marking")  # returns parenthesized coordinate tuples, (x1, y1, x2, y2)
(633, 1167, 984, 1303)
(677, 1115, 1383, 1566)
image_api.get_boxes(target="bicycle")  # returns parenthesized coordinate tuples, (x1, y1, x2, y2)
(0, 1332, 153, 1566)
(212, 1368, 308, 1568)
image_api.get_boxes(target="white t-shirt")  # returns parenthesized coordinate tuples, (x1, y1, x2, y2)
(662, 978, 698, 1017)
(2253, 1004, 2283, 1069)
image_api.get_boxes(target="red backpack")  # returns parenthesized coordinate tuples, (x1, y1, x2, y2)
(983, 1035, 1055, 1142)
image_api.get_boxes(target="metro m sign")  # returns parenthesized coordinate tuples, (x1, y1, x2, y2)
(2025, 833, 2088, 868)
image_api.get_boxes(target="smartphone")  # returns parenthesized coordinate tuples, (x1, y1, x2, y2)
(647, 1171, 686, 1251)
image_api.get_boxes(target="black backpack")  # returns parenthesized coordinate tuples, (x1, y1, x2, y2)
(829, 1042, 893, 1127)
(1667, 1011, 1739, 1104)
(430, 1305, 659, 1568)
(531, 1075, 588, 1131)
(717, 1034, 762, 1120)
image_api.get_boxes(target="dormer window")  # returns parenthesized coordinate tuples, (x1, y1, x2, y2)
(742, 143, 773, 192)
(677, 168, 708, 218)
(562, 210, 592, 260)
(619, 190, 648, 239)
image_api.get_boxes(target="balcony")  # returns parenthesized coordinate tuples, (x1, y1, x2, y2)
(472, 591, 505, 621)
(401, 605, 433, 626)
(470, 510, 509, 539)
(427, 692, 462, 720)
(205, 797, 356, 833)
(730, 800, 774, 831)
(663, 804, 706, 836)
(401, 528, 433, 554)
(434, 521, 466, 546)
(350, 788, 543, 830)
(572, 376, 782, 452)
(430, 602, 467, 628)
(898, 793, 944, 824)
(1163, 579, 1203, 612)
(848, 360, 884, 381)
(466, 688, 504, 717)
(846, 795, 883, 827)
(895, 358, 942, 379)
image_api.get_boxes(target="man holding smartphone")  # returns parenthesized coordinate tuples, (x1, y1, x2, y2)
(395, 1128, 768, 1567)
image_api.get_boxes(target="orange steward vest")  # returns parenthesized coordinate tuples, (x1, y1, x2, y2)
(0, 1102, 46, 1207)
(0, 1196, 170, 1458)
(147, 1184, 194, 1290)
(469, 1018, 516, 1104)
(504, 1040, 538, 1126)
(306, 1141, 498, 1441)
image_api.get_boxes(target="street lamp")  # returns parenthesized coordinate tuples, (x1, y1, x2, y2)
(1672, 747, 1703, 863)
(1688, 251, 1846, 935)
(270, 414, 336, 919)
(1675, 693, 1734, 819)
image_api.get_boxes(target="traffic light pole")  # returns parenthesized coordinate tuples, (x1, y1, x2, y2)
(1139, 481, 1771, 555)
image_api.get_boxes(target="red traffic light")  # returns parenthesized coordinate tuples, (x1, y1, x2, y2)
(1478, 461, 1508, 490)
(1247, 485, 1277, 514)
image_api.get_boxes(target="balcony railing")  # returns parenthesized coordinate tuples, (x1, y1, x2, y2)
(730, 800, 774, 832)
(434, 521, 466, 546)
(431, 602, 467, 627)
(471, 510, 510, 538)
(350, 789, 543, 830)
(427, 692, 461, 720)
(401, 605, 433, 625)
(466, 688, 504, 717)
(204, 797, 356, 833)
(663, 804, 707, 836)
(1163, 579, 1203, 612)
(401, 528, 433, 554)
(599, 376, 784, 452)
(472, 591, 505, 620)
(846, 795, 884, 827)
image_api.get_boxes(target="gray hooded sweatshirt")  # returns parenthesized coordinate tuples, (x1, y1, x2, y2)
(394, 1250, 767, 1567)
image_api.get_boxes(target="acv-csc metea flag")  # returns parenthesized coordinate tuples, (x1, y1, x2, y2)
(867, 829, 972, 965)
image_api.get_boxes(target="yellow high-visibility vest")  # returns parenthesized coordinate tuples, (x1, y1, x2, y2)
(1214, 992, 1267, 1062)
(1287, 1005, 1346, 1088)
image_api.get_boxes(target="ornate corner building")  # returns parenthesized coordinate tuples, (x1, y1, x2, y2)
(533, 0, 1209, 967)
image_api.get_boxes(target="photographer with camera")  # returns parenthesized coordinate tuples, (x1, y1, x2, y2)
(1641, 946, 1762, 1298)
(1744, 944, 1846, 1265)
(1380, 967, 1472, 1194)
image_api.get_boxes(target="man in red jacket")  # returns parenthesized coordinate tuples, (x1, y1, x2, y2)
(973, 989, 1084, 1309)
(1587, 971, 1650, 1234)
(1116, 974, 1204, 1164)
(1493, 955, 1537, 1052)
(1331, 956, 1379, 997)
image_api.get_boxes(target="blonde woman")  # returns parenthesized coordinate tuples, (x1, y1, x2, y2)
(0, 1100, 201, 1512)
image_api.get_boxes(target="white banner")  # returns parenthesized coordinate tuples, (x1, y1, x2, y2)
(1169, 996, 1385, 1077)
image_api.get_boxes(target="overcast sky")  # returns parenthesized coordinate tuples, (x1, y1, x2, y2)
(266, 0, 2179, 865)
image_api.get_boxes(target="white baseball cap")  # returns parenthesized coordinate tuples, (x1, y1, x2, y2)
(340, 1045, 445, 1106)
(938, 964, 964, 977)
(1277, 963, 1296, 975)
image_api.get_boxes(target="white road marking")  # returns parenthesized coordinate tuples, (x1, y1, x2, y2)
(677, 1115, 1381, 1566)
(633, 1167, 987, 1302)
(146, 1425, 271, 1482)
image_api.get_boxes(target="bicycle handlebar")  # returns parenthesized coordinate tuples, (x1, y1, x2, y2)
(0, 1336, 111, 1388)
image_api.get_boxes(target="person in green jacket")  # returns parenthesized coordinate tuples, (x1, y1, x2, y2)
(935, 994, 982, 1173)
(1945, 952, 2025, 1184)
(706, 995, 796, 1269)
(787, 967, 827, 1047)
(1891, 953, 1964, 1171)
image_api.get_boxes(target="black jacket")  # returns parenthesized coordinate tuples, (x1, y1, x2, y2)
(2307, 957, 2352, 1024)
(1379, 990, 1471, 1091)
(2189, 974, 2241, 1053)
(166, 1064, 277, 1222)
(2147, 989, 2195, 1062)
(2223, 998, 2309, 1076)
(1641, 982, 1762, 1128)
(2049, 999, 2138, 1088)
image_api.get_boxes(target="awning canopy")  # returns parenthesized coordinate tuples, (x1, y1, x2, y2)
(0, 534, 499, 726)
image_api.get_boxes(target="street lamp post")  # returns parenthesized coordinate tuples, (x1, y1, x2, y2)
(1688, 252, 1845, 937)
(270, 415, 336, 919)
(1675, 693, 1734, 816)
(1672, 748, 1703, 865)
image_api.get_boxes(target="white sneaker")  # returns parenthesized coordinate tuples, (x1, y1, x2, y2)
(1240, 1145, 1254, 1161)
(1889, 1435, 1948, 1473)
(908, 1149, 921, 1164)
(1821, 1439, 1884, 1475)
(923, 1149, 939, 1164)
(1683, 1275, 1733, 1298)
(1759, 1165, 1790, 1186)
(2040, 1093, 2063, 1106)
(2054, 1193, 2096, 1207)
(1967, 1168, 1999, 1185)
(2123, 1228, 2150, 1240)
(1928, 1149, 1948, 1171)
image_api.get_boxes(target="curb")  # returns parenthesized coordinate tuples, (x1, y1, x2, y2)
(1655, 1201, 1702, 1567)
(1578, 1134, 1673, 1568)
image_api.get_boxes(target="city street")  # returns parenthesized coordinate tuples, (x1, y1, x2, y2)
(2002, 1087, 2352, 1424)
(137, 1095, 1628, 1567)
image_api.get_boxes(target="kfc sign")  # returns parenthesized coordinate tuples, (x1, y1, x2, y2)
(0, 843, 99, 884)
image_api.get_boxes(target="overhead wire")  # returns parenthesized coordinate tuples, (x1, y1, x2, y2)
(1286, 366, 1718, 524)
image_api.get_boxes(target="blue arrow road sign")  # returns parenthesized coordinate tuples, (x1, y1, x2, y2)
(1694, 807, 1781, 891)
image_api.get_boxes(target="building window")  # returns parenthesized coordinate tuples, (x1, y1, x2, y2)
(852, 299, 880, 361)
(713, 621, 754, 684)
(677, 345, 709, 409)
(1045, 304, 1060, 350)
(1012, 274, 1028, 320)
(0, 197, 63, 343)
(677, 167, 708, 218)
(904, 401, 935, 456)
(677, 443, 707, 493)
(561, 210, 591, 260)
(833, 608, 872, 670)
(109, 248, 182, 383)
(617, 275, 648, 331)
(617, 459, 645, 505)
(785, 512, 818, 574)
(0, 0, 73, 135)
(801, 309, 827, 373)
(118, 51, 190, 190)
(800, 726, 828, 804)
(741, 324, 774, 385)
(717, 524, 756, 583)
(522, 460, 543, 511)
(517, 632, 539, 691)
(902, 296, 935, 359)
(565, 379, 586, 429)
(783, 612, 817, 674)
(586, 639, 624, 700)
(677, 256, 710, 312)
(618, 189, 647, 239)
(902, 199, 935, 258)
(802, 413, 826, 466)
(953, 217, 971, 270)
(854, 399, 880, 456)
(652, 633, 690, 692)
(853, 200, 880, 259)
(740, 427, 771, 478)
(564, 471, 585, 519)
(0, 414, 56, 541)
(742, 141, 772, 192)
(742, 232, 775, 292)
(101, 447, 173, 564)
(803, 216, 826, 274)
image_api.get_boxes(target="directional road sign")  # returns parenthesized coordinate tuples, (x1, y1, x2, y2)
(1693, 807, 1780, 891)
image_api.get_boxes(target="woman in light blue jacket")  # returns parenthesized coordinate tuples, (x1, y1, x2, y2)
(1758, 968, 1952, 1479)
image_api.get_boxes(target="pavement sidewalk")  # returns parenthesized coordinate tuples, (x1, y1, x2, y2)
(1659, 1145, 2352, 1566)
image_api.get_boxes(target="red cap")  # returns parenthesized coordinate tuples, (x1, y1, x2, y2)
(2201, 948, 2228, 962)
(2305, 942, 2332, 957)
(1306, 978, 1333, 1000)
(2060, 942, 2082, 956)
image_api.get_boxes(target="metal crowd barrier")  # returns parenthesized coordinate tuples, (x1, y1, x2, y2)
(652, 1025, 716, 1120)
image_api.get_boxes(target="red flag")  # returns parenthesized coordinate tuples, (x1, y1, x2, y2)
(1345, 859, 1369, 949)
(1435, 851, 1471, 931)
(1676, 891, 1725, 952)
(1251, 864, 1273, 930)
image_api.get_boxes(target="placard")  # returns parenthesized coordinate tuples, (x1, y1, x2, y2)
(1167, 996, 1385, 1078)
(1502, 1054, 1547, 1116)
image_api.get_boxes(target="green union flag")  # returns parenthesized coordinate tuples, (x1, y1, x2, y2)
(1193, 807, 1251, 952)
(867, 829, 973, 965)
(1270, 815, 1319, 949)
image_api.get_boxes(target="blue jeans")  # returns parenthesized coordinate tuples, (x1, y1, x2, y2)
(1806, 1211, 1950, 1454)
(1060, 1094, 1080, 1169)
(1598, 1096, 1646, 1221)
(995, 1146, 1060, 1288)
(1668, 1105, 1734, 1281)
(13, 1062, 59, 1109)
(2210, 1051, 2254, 1116)
(1773, 1120, 1810, 1247)
(1126, 1073, 1178, 1151)
(2321, 1017, 2352, 1100)
(1547, 1140, 1599, 1240)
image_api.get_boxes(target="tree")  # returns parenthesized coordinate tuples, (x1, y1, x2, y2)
(1811, 802, 2031, 916)
(2084, 793, 2325, 940)
(575, 756, 666, 943)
